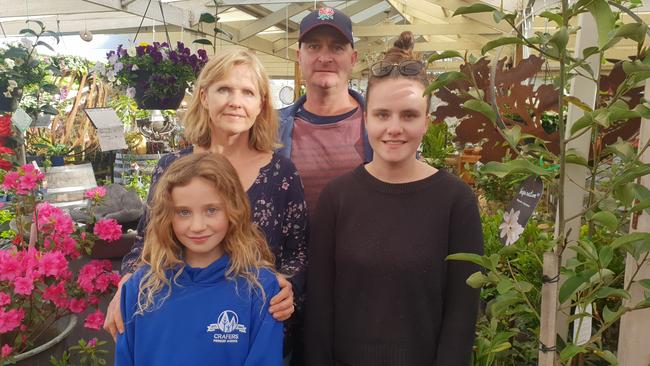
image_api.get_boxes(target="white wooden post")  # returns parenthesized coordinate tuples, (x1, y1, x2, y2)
(617, 79, 650, 366)
(539, 12, 600, 365)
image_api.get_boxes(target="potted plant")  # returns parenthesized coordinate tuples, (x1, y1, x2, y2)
(0, 20, 59, 113)
(29, 136, 75, 167)
(0, 164, 122, 364)
(100, 41, 208, 110)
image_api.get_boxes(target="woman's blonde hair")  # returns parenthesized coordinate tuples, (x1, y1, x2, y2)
(136, 153, 275, 314)
(183, 48, 278, 152)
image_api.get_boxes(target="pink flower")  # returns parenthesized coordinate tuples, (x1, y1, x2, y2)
(13, 276, 34, 296)
(84, 309, 104, 330)
(1, 164, 44, 195)
(0, 293, 10, 306)
(77, 260, 113, 293)
(94, 274, 111, 292)
(1, 344, 12, 358)
(93, 219, 122, 242)
(84, 186, 107, 201)
(39, 251, 68, 278)
(43, 282, 68, 309)
(0, 308, 25, 333)
(68, 298, 87, 314)
(35, 202, 74, 237)
(88, 338, 98, 347)
(0, 252, 21, 281)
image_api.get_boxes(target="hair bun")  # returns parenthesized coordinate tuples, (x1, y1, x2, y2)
(393, 31, 415, 52)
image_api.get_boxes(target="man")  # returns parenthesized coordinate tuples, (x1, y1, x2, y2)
(277, 7, 371, 365)
(278, 7, 372, 215)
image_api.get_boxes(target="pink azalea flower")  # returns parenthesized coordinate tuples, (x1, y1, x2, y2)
(93, 219, 122, 242)
(42, 282, 68, 309)
(35, 202, 74, 237)
(0, 252, 21, 281)
(84, 186, 107, 201)
(0, 293, 10, 307)
(13, 276, 34, 296)
(1, 344, 12, 358)
(84, 309, 104, 330)
(1, 171, 20, 191)
(88, 338, 98, 347)
(68, 298, 87, 314)
(0, 308, 25, 333)
(94, 274, 111, 292)
(39, 251, 68, 278)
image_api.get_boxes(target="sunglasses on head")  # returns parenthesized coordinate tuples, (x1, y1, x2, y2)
(370, 60, 425, 77)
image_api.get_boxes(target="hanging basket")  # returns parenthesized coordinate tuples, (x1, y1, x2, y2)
(0, 88, 23, 113)
(131, 70, 185, 110)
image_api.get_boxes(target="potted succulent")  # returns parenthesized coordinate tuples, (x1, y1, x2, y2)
(101, 41, 208, 110)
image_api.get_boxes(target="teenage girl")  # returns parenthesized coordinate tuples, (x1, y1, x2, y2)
(115, 153, 282, 366)
(305, 31, 484, 366)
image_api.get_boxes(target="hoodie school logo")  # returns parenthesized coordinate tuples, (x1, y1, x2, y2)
(207, 310, 247, 344)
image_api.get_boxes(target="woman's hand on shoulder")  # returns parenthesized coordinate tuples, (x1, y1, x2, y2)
(269, 275, 294, 321)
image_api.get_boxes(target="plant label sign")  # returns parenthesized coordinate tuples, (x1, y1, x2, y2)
(84, 108, 127, 152)
(10, 108, 32, 133)
(500, 176, 544, 246)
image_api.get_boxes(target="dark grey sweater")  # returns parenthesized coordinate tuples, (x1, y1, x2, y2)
(306, 165, 483, 366)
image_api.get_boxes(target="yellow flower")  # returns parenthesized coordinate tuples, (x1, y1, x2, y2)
(138, 42, 149, 47)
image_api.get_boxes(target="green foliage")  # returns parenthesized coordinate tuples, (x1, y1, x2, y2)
(428, 0, 650, 363)
(50, 338, 109, 366)
(108, 93, 150, 129)
(468, 212, 553, 365)
(193, 0, 233, 53)
(420, 121, 454, 169)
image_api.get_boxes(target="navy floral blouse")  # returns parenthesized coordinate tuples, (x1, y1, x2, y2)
(120, 146, 309, 300)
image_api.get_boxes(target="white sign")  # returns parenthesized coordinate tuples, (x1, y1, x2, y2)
(84, 108, 127, 152)
(572, 302, 592, 345)
(33, 113, 52, 128)
(11, 108, 32, 132)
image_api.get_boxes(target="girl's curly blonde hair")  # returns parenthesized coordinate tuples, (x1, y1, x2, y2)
(135, 153, 274, 314)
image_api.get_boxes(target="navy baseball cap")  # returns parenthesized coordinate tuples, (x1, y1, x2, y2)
(299, 7, 354, 46)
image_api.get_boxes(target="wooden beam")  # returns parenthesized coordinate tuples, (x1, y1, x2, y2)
(238, 2, 312, 42)
(352, 23, 500, 37)
(82, 0, 297, 61)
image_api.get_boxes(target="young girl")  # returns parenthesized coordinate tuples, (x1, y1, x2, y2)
(115, 153, 282, 366)
(305, 32, 484, 366)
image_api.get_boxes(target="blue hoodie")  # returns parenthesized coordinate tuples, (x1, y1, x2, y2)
(115, 254, 283, 366)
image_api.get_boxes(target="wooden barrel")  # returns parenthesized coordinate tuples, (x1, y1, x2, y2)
(113, 153, 161, 184)
(44, 163, 97, 209)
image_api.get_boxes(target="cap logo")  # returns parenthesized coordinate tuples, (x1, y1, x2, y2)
(317, 7, 335, 21)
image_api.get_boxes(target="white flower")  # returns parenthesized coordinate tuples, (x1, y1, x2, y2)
(4, 59, 15, 69)
(20, 38, 33, 50)
(105, 69, 116, 82)
(3, 91, 11, 97)
(499, 208, 525, 246)
(131, 64, 139, 71)
(113, 62, 124, 73)
(14, 58, 24, 67)
(92, 62, 106, 76)
(7, 80, 17, 89)
(108, 53, 119, 65)
(126, 87, 136, 98)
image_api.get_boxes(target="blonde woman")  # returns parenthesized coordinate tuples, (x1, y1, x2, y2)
(106, 49, 306, 351)
(115, 153, 282, 365)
